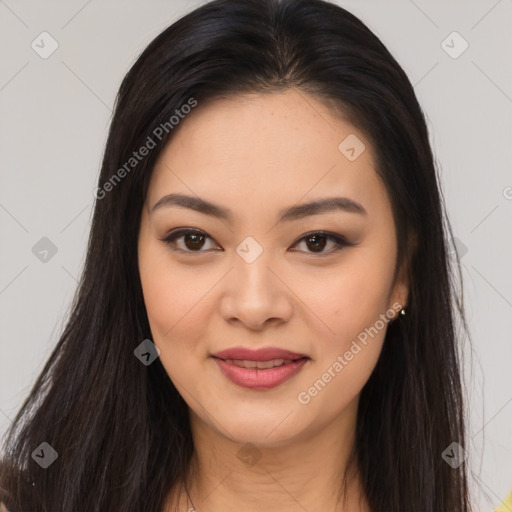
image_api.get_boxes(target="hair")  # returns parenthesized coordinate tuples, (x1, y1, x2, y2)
(0, 0, 471, 510)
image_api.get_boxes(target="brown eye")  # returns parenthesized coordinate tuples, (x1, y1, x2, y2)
(182, 232, 206, 250)
(159, 229, 218, 253)
(160, 229, 351, 256)
(304, 234, 328, 252)
(291, 231, 351, 255)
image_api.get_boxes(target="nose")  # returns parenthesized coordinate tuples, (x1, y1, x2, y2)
(219, 251, 293, 331)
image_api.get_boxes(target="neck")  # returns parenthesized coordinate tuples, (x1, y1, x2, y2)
(164, 397, 370, 512)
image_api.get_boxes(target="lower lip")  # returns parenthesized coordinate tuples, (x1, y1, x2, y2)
(212, 357, 309, 390)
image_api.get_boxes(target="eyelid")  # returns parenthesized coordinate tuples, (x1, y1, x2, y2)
(159, 228, 353, 255)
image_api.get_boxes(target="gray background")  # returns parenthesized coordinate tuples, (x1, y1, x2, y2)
(1, 0, 511, 509)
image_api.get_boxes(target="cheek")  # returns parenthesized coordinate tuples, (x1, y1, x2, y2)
(295, 289, 390, 416)
(297, 247, 396, 399)
(138, 247, 210, 355)
(309, 256, 394, 342)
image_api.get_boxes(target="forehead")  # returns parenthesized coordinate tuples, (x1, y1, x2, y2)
(146, 90, 386, 217)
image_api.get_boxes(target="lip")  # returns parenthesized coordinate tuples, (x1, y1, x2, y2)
(212, 347, 308, 361)
(211, 346, 310, 390)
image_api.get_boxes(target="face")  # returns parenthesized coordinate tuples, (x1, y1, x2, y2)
(138, 89, 408, 447)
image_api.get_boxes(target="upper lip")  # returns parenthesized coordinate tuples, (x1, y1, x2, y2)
(211, 347, 308, 361)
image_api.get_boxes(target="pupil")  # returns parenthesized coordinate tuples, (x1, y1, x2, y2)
(307, 234, 326, 252)
(185, 233, 204, 250)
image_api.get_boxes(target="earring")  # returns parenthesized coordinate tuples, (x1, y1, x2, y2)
(399, 307, 407, 316)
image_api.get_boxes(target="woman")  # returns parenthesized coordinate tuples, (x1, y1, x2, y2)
(0, 0, 471, 510)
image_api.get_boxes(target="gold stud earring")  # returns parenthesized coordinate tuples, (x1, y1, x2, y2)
(399, 307, 407, 316)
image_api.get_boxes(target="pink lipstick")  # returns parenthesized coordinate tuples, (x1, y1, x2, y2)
(211, 347, 309, 390)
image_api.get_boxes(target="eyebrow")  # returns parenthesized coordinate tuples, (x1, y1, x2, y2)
(151, 193, 367, 222)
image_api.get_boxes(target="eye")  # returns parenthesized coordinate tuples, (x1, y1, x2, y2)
(159, 229, 219, 253)
(159, 229, 352, 255)
(290, 231, 352, 255)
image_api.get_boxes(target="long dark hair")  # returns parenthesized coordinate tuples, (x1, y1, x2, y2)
(0, 0, 471, 510)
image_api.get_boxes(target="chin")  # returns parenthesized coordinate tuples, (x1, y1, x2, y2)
(212, 409, 305, 447)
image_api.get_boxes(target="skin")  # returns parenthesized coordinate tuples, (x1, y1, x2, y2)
(137, 89, 409, 512)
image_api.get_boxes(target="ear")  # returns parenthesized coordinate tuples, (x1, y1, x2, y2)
(389, 229, 416, 319)
(389, 262, 409, 317)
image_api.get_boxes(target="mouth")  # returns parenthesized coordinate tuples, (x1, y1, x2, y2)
(219, 358, 306, 369)
(210, 347, 310, 390)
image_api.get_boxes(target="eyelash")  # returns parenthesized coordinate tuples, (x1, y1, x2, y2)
(158, 229, 352, 256)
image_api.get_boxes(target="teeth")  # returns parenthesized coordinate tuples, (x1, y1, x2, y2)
(224, 358, 294, 369)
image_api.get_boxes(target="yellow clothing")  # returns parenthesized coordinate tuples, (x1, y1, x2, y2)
(494, 490, 512, 512)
